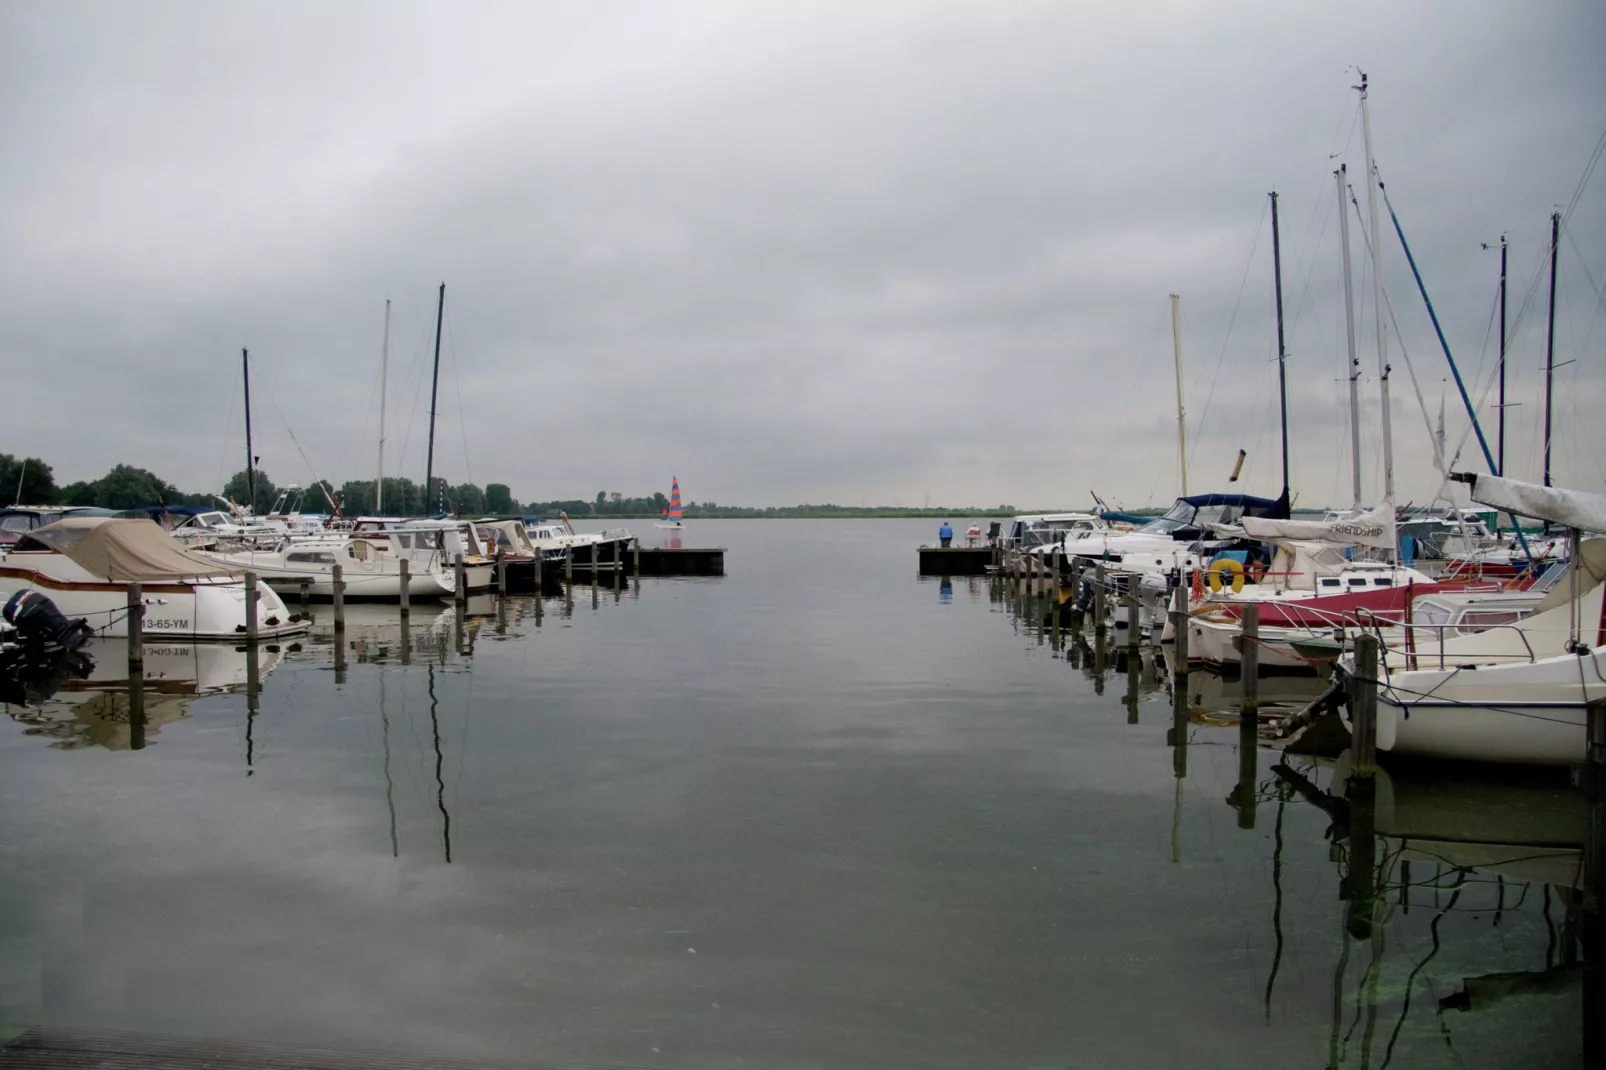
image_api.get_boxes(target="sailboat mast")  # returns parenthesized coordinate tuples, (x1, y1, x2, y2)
(1544, 211, 1559, 488)
(1335, 166, 1363, 509)
(424, 282, 445, 514)
(377, 299, 390, 514)
(1497, 235, 1507, 475)
(1170, 293, 1187, 496)
(242, 348, 255, 513)
(1357, 72, 1395, 501)
(1270, 191, 1290, 503)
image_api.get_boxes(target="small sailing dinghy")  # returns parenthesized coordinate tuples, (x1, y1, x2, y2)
(656, 478, 684, 529)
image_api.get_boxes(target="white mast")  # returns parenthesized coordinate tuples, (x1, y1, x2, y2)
(1171, 293, 1187, 496)
(377, 298, 390, 514)
(1335, 164, 1363, 511)
(1357, 72, 1395, 502)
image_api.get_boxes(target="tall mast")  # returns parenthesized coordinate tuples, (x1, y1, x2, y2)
(1170, 292, 1187, 496)
(424, 282, 445, 514)
(242, 348, 255, 514)
(1497, 235, 1507, 476)
(1357, 72, 1395, 501)
(377, 298, 390, 514)
(1270, 190, 1290, 504)
(1336, 166, 1363, 509)
(1544, 212, 1559, 488)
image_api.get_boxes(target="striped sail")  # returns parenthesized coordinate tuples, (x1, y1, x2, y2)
(668, 478, 683, 522)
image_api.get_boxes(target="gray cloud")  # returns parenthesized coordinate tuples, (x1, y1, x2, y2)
(3, 0, 1603, 509)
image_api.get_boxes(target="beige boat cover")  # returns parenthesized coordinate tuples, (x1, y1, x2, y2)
(1534, 537, 1606, 614)
(1467, 474, 1606, 532)
(21, 517, 240, 580)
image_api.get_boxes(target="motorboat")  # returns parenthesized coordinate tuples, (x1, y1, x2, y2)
(346, 518, 495, 592)
(1068, 491, 1291, 577)
(1006, 513, 1110, 556)
(0, 517, 305, 640)
(201, 532, 457, 599)
(166, 509, 286, 551)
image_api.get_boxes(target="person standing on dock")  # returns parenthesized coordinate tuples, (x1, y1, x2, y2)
(938, 521, 953, 548)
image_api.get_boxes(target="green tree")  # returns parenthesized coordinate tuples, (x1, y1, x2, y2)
(485, 483, 516, 515)
(222, 468, 278, 515)
(0, 454, 57, 506)
(450, 482, 486, 516)
(95, 465, 180, 510)
(339, 480, 375, 517)
(59, 480, 98, 506)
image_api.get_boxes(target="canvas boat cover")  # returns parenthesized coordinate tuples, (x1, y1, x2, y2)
(1534, 537, 1606, 614)
(1464, 473, 1606, 533)
(17, 517, 241, 581)
(1239, 502, 1396, 549)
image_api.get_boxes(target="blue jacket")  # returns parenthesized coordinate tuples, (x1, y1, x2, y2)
(939, 523, 953, 539)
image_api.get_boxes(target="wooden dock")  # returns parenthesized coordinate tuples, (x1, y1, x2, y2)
(565, 546, 727, 576)
(917, 545, 995, 576)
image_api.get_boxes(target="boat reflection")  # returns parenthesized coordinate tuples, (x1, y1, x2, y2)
(3, 638, 286, 751)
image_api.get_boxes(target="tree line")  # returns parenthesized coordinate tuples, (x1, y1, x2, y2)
(4, 452, 1026, 519)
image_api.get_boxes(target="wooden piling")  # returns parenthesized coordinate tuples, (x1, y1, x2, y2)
(1127, 588, 1141, 651)
(299, 578, 311, 608)
(1239, 603, 1260, 721)
(612, 538, 620, 591)
(633, 537, 640, 577)
(1581, 699, 1605, 1062)
(398, 558, 411, 615)
(1168, 582, 1189, 755)
(564, 548, 573, 584)
(1093, 565, 1107, 635)
(244, 571, 259, 643)
(126, 583, 144, 733)
(496, 547, 506, 595)
(1350, 632, 1379, 777)
(331, 563, 346, 634)
(455, 552, 467, 604)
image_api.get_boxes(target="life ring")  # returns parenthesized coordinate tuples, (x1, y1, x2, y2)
(1207, 558, 1245, 594)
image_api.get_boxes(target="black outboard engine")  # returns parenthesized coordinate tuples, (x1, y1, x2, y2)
(3, 590, 94, 653)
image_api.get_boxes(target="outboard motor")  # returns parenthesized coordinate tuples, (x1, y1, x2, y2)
(3, 590, 93, 653)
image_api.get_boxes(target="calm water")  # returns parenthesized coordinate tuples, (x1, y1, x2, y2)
(0, 519, 1588, 1068)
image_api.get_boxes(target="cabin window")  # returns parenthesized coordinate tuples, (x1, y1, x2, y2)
(286, 551, 336, 565)
(1320, 578, 1341, 589)
(1346, 577, 1366, 587)
(1373, 577, 1393, 586)
(1415, 603, 1452, 628)
(1457, 609, 1524, 633)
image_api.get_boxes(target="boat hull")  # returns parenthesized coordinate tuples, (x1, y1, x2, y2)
(0, 565, 304, 641)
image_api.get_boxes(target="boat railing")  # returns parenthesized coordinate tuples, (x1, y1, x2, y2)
(1356, 608, 1538, 676)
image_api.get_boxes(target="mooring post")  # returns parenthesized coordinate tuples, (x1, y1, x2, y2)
(496, 547, 506, 595)
(1127, 585, 1141, 651)
(612, 538, 620, 592)
(126, 582, 145, 732)
(1093, 565, 1107, 636)
(1351, 632, 1379, 778)
(1581, 699, 1606, 1062)
(299, 578, 311, 608)
(331, 563, 346, 635)
(1232, 603, 1261, 829)
(398, 558, 411, 615)
(455, 552, 467, 604)
(564, 547, 573, 585)
(633, 537, 640, 577)
(1240, 603, 1260, 722)
(1168, 581, 1189, 751)
(244, 571, 259, 643)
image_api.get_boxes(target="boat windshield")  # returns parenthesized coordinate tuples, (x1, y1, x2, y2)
(1137, 501, 1245, 534)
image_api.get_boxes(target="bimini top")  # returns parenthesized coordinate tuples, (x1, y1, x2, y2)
(1177, 491, 1291, 517)
(14, 517, 240, 581)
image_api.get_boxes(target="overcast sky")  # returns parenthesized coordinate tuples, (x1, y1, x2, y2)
(3, 0, 1602, 511)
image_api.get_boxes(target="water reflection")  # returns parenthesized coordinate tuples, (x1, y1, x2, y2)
(3, 638, 286, 751)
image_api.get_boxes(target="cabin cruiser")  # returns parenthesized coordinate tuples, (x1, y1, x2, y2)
(346, 518, 495, 592)
(200, 532, 457, 599)
(1006, 513, 1109, 555)
(1068, 492, 1290, 576)
(166, 510, 287, 551)
(524, 517, 634, 565)
(0, 517, 305, 640)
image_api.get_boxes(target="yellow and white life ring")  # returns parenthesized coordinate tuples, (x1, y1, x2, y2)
(1206, 557, 1245, 594)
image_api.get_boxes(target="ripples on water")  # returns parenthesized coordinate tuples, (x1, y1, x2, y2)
(0, 520, 1588, 1068)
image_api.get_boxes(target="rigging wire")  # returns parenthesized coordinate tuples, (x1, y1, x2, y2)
(215, 358, 238, 494)
(444, 302, 476, 490)
(1185, 202, 1268, 473)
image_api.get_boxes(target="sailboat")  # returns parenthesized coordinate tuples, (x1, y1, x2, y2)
(656, 478, 684, 529)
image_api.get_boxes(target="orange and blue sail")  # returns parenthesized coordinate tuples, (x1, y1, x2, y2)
(667, 477, 683, 523)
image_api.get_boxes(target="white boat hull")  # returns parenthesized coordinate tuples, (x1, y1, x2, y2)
(1351, 650, 1606, 765)
(0, 565, 303, 641)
